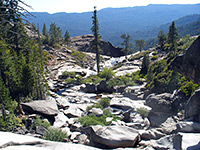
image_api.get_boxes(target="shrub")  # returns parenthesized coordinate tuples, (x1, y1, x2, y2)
(98, 68, 115, 81)
(78, 110, 119, 127)
(152, 51, 158, 55)
(31, 116, 51, 129)
(43, 128, 68, 142)
(151, 55, 158, 61)
(81, 75, 104, 85)
(86, 97, 111, 112)
(136, 107, 149, 118)
(98, 98, 111, 108)
(71, 50, 88, 63)
(61, 71, 76, 79)
(179, 77, 199, 97)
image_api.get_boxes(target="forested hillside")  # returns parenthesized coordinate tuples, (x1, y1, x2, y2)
(0, 1, 47, 130)
(28, 4, 200, 47)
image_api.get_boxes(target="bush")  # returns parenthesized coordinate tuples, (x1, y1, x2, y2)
(179, 77, 199, 97)
(78, 110, 119, 127)
(81, 75, 104, 85)
(71, 50, 88, 64)
(136, 107, 149, 118)
(98, 68, 115, 81)
(31, 116, 51, 129)
(43, 128, 68, 142)
(86, 97, 111, 112)
(152, 51, 158, 55)
(61, 71, 76, 79)
(151, 55, 158, 61)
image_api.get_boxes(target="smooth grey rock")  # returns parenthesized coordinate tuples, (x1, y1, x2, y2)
(53, 112, 69, 128)
(171, 36, 200, 85)
(35, 126, 47, 136)
(140, 133, 182, 150)
(139, 129, 166, 140)
(83, 125, 140, 149)
(178, 121, 200, 133)
(89, 108, 103, 117)
(0, 131, 99, 150)
(21, 100, 59, 116)
(64, 105, 83, 118)
(145, 93, 172, 113)
(185, 88, 200, 123)
(83, 83, 97, 93)
(180, 132, 200, 150)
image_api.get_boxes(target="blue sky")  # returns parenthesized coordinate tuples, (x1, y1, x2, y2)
(22, 0, 200, 13)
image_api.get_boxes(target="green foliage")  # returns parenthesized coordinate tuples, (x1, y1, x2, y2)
(147, 59, 180, 93)
(136, 107, 149, 118)
(168, 21, 179, 45)
(78, 109, 119, 127)
(179, 77, 199, 97)
(140, 53, 150, 75)
(135, 39, 146, 52)
(71, 50, 88, 66)
(31, 116, 51, 130)
(151, 55, 158, 60)
(81, 75, 103, 85)
(152, 51, 158, 55)
(120, 34, 133, 56)
(86, 97, 111, 112)
(98, 68, 115, 81)
(157, 30, 167, 50)
(91, 6, 101, 73)
(107, 75, 135, 89)
(64, 29, 71, 46)
(61, 71, 76, 79)
(129, 50, 150, 61)
(43, 128, 67, 142)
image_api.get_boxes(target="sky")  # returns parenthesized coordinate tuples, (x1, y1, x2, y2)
(22, 0, 200, 14)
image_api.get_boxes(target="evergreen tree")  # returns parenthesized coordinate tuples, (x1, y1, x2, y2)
(42, 23, 49, 44)
(49, 23, 63, 46)
(157, 30, 166, 50)
(64, 29, 71, 46)
(135, 39, 146, 52)
(140, 53, 150, 75)
(91, 6, 101, 73)
(42, 23, 48, 36)
(168, 21, 178, 45)
(120, 34, 133, 58)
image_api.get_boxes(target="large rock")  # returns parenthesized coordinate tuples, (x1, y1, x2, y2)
(140, 134, 182, 150)
(21, 100, 59, 116)
(64, 105, 84, 118)
(53, 112, 69, 128)
(171, 35, 200, 84)
(71, 34, 124, 57)
(180, 132, 200, 150)
(82, 125, 140, 148)
(145, 93, 172, 113)
(185, 87, 200, 123)
(0, 131, 99, 150)
(178, 121, 200, 133)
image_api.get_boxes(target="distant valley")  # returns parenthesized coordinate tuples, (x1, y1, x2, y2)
(27, 4, 200, 47)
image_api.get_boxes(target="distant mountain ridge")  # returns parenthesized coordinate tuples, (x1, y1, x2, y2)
(27, 4, 200, 46)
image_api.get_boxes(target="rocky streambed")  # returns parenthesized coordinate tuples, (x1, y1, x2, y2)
(1, 45, 200, 150)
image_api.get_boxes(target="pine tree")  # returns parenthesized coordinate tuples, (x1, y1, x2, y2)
(42, 23, 49, 44)
(157, 30, 166, 50)
(168, 21, 178, 45)
(64, 29, 71, 46)
(140, 53, 150, 75)
(135, 39, 146, 52)
(91, 6, 101, 73)
(49, 23, 63, 46)
(120, 34, 133, 58)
